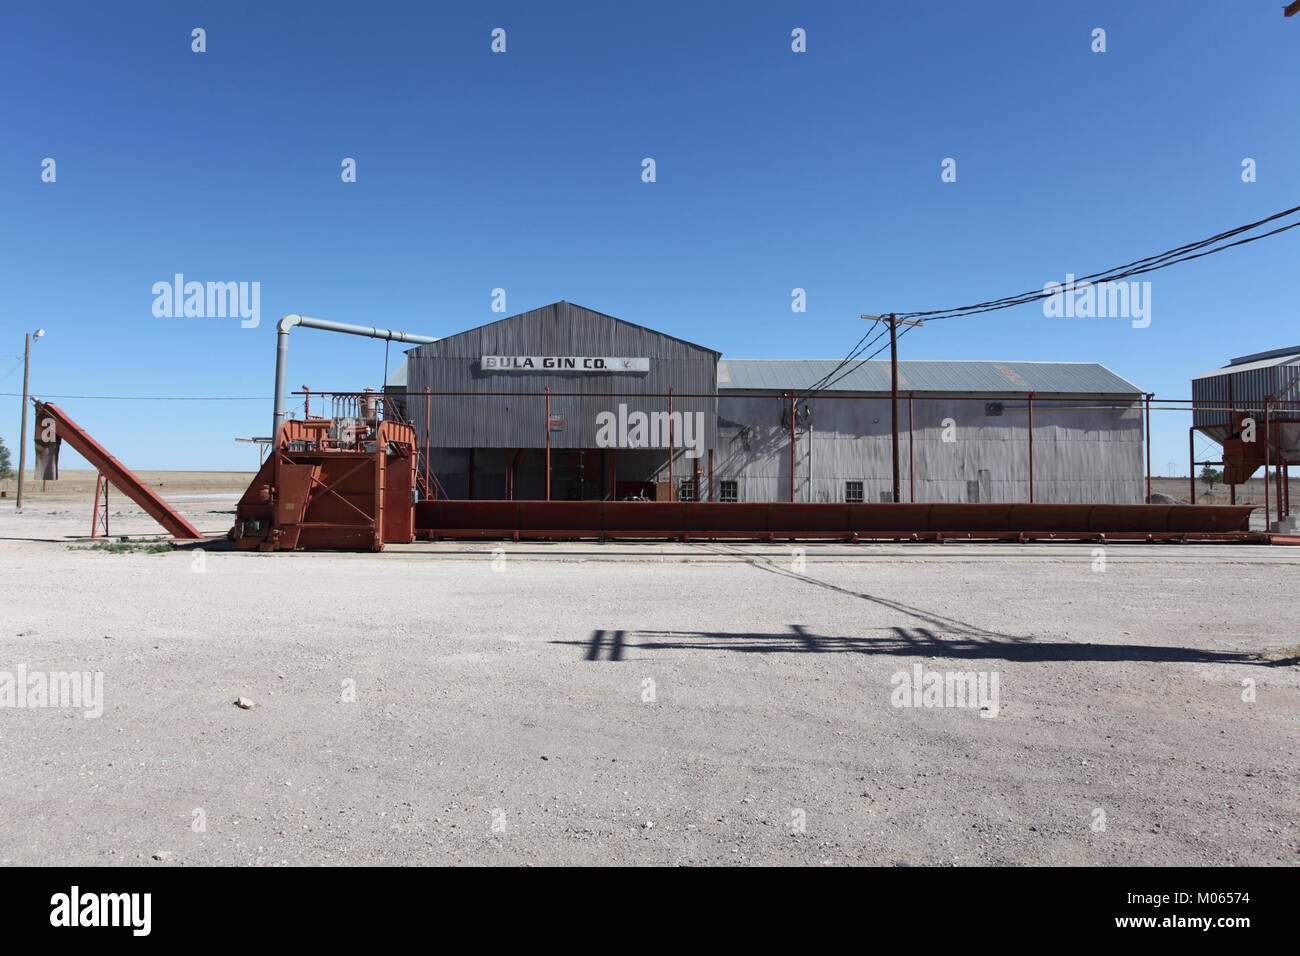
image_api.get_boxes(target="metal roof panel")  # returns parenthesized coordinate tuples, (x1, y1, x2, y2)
(717, 359, 1142, 394)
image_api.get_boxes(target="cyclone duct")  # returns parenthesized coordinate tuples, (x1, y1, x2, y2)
(273, 314, 438, 433)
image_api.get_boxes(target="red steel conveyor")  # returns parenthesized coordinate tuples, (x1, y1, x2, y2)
(32, 401, 203, 540)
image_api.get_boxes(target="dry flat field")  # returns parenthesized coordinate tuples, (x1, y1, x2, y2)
(1, 470, 255, 499)
(1149, 476, 1300, 509)
(0, 482, 1296, 866)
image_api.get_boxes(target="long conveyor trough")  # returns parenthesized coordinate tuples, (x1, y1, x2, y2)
(414, 499, 1287, 544)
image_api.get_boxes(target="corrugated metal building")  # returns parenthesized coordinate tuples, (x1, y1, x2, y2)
(718, 360, 1144, 504)
(392, 301, 1146, 503)
(403, 302, 718, 500)
(1192, 346, 1300, 461)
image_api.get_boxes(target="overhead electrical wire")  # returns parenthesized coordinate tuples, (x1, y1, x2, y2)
(800, 203, 1300, 398)
(803, 323, 891, 393)
(803, 330, 874, 392)
(9, 209, 1294, 412)
(0, 359, 25, 386)
(893, 203, 1300, 322)
(812, 323, 916, 395)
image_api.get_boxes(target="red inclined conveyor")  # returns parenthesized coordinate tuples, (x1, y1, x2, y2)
(31, 401, 203, 539)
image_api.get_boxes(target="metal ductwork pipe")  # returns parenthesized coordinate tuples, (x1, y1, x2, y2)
(273, 314, 439, 435)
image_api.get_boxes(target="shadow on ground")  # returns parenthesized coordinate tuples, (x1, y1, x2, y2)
(562, 625, 1274, 665)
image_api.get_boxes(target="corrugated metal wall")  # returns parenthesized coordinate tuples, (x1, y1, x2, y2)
(425, 447, 675, 500)
(405, 302, 718, 451)
(402, 304, 1145, 503)
(713, 393, 1144, 504)
(1192, 359, 1300, 430)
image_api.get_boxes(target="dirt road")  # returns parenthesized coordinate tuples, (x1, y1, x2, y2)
(1, 497, 1296, 865)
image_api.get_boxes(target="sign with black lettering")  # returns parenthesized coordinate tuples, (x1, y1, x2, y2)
(481, 356, 650, 372)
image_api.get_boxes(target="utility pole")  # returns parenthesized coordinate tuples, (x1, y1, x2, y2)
(889, 314, 900, 503)
(863, 314, 922, 504)
(16, 329, 44, 511)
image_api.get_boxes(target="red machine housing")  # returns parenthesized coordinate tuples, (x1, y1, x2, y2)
(1220, 411, 1268, 486)
(232, 417, 417, 551)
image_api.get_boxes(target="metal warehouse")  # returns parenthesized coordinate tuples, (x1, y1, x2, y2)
(1192, 345, 1299, 484)
(387, 301, 1146, 504)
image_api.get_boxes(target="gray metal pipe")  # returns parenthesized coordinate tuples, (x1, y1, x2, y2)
(272, 314, 438, 435)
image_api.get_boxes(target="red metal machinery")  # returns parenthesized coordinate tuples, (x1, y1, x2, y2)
(232, 414, 418, 551)
(1221, 410, 1268, 486)
(32, 401, 203, 539)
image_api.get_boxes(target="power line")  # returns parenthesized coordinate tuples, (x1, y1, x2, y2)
(813, 323, 916, 394)
(894, 203, 1300, 321)
(804, 323, 891, 393)
(805, 330, 874, 391)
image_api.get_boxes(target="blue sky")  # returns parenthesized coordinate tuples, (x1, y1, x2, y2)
(1, 0, 1296, 472)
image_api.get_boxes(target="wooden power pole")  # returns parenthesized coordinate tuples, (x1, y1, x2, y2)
(16, 333, 31, 511)
(889, 314, 901, 503)
(863, 314, 923, 503)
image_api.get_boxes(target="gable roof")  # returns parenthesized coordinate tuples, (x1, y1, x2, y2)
(405, 301, 720, 359)
(717, 359, 1142, 394)
(1192, 347, 1300, 380)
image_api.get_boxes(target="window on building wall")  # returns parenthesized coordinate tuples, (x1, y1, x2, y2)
(845, 481, 864, 503)
(719, 480, 739, 503)
(678, 480, 696, 502)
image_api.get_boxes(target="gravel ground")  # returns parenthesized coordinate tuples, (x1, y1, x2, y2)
(1, 496, 1297, 866)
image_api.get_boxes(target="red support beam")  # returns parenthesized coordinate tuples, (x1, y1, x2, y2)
(1226, 379, 1234, 505)
(1264, 398, 1271, 524)
(789, 392, 796, 503)
(1028, 392, 1035, 504)
(1144, 393, 1152, 504)
(1275, 420, 1284, 523)
(91, 473, 108, 538)
(668, 389, 675, 502)
(908, 391, 915, 503)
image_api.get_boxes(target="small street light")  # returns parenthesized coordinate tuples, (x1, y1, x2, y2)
(16, 328, 46, 511)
